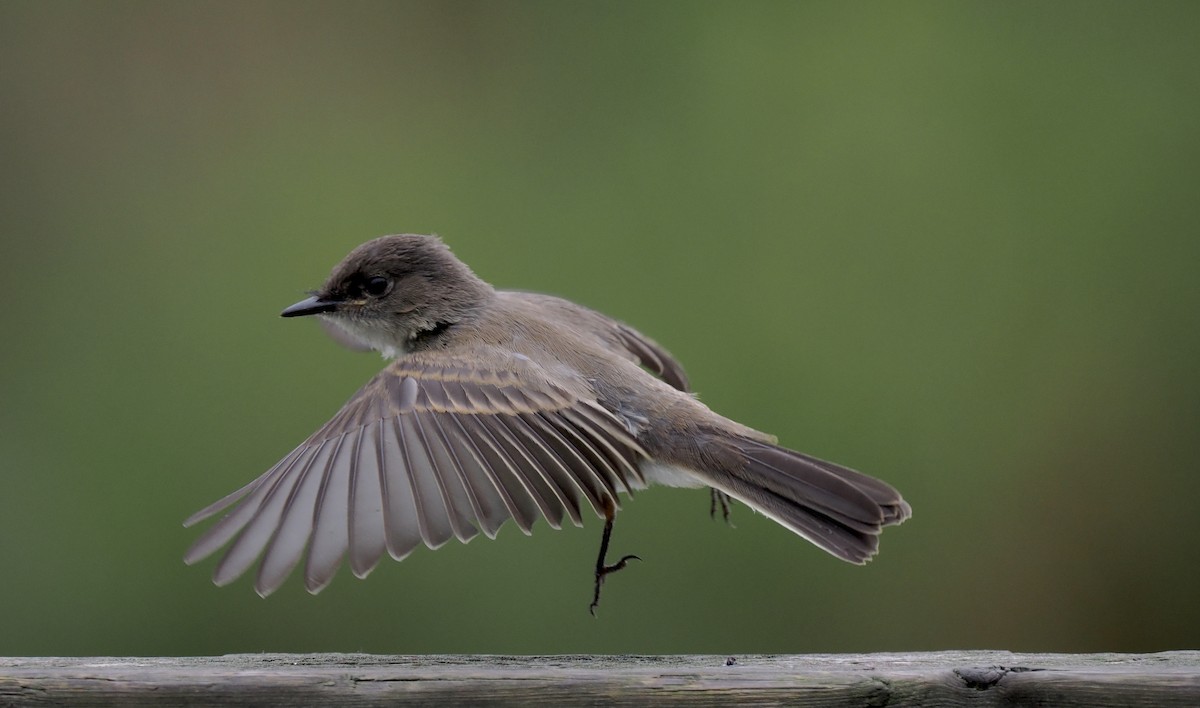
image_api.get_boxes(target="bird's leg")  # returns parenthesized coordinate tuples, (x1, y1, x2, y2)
(589, 498, 640, 616)
(710, 489, 734, 525)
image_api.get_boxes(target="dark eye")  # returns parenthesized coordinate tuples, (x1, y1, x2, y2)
(363, 276, 390, 297)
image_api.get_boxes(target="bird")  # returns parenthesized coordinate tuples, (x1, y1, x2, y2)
(184, 234, 911, 613)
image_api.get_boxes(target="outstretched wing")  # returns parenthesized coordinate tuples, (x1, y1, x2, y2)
(183, 352, 648, 597)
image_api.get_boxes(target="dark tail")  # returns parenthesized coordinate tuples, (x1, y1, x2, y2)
(700, 433, 911, 564)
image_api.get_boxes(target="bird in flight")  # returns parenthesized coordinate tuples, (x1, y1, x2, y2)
(185, 234, 911, 613)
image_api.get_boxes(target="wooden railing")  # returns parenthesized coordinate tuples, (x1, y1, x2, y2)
(3, 651, 1198, 705)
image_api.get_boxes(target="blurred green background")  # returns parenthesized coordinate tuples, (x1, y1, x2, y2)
(2, 1, 1198, 657)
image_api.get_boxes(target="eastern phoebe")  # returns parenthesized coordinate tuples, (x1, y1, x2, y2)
(185, 234, 910, 612)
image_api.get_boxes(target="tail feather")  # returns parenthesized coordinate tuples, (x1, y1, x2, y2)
(701, 434, 910, 564)
(785, 449, 912, 523)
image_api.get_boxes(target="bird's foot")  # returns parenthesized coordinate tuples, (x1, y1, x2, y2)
(710, 489, 735, 526)
(589, 554, 641, 616)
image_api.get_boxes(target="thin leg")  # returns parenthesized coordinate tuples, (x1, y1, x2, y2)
(589, 499, 640, 616)
(710, 489, 734, 525)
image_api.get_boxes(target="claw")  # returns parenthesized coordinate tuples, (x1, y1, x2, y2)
(710, 489, 734, 525)
(607, 554, 641, 573)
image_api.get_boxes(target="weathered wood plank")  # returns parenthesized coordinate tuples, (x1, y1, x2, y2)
(1, 652, 1198, 706)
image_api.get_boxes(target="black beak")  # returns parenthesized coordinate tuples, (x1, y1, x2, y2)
(281, 295, 341, 318)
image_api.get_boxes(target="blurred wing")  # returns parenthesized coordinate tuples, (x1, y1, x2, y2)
(183, 353, 648, 597)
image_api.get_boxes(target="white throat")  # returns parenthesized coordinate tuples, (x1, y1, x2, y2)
(319, 315, 411, 359)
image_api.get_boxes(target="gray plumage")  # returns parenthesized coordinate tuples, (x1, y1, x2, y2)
(185, 234, 911, 598)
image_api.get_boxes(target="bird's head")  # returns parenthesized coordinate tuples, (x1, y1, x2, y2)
(280, 234, 493, 357)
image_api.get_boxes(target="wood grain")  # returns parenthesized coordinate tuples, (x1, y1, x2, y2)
(2, 651, 1198, 706)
